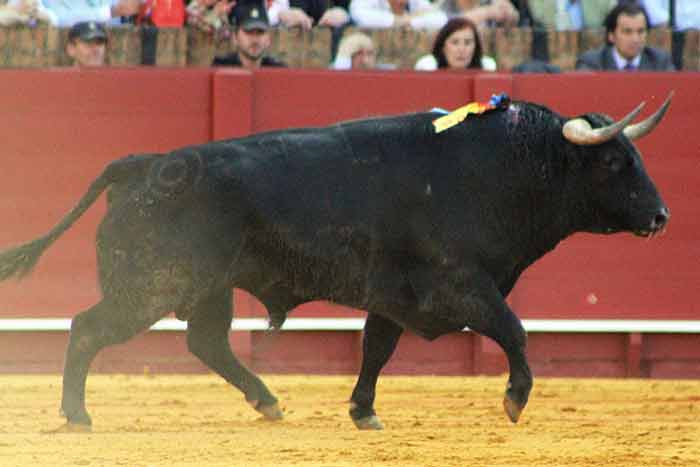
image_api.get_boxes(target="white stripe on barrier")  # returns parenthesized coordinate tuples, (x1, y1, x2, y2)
(1, 318, 699, 333)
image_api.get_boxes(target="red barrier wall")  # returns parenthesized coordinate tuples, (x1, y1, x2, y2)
(211, 69, 253, 139)
(0, 68, 698, 377)
(0, 68, 213, 317)
(251, 69, 474, 132)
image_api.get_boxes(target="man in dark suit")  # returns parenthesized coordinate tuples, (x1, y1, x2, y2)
(212, 0, 287, 70)
(576, 2, 675, 71)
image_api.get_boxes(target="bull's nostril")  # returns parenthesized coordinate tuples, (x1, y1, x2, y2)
(652, 211, 669, 230)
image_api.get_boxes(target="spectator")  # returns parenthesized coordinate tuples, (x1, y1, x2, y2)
(1, 0, 56, 25)
(268, 0, 350, 30)
(640, 0, 699, 31)
(331, 31, 377, 69)
(349, 0, 447, 30)
(212, 0, 287, 70)
(65, 21, 108, 67)
(414, 17, 496, 70)
(528, 0, 616, 30)
(41, 0, 141, 27)
(438, 0, 519, 27)
(575, 2, 674, 71)
(186, 0, 234, 42)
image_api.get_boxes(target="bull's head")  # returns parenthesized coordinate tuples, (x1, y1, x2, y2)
(561, 93, 672, 238)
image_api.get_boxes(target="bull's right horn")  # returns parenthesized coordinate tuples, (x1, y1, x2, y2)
(623, 91, 674, 141)
(563, 102, 645, 146)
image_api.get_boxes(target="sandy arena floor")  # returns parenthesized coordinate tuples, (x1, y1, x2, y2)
(1, 374, 698, 466)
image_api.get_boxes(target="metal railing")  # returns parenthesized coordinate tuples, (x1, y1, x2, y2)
(2, 317, 699, 333)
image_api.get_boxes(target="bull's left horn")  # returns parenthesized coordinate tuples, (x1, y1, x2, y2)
(623, 91, 674, 141)
(563, 102, 645, 146)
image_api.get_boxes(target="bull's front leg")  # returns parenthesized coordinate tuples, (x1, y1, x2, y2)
(412, 269, 532, 424)
(476, 308, 532, 423)
(350, 313, 403, 430)
(458, 280, 532, 423)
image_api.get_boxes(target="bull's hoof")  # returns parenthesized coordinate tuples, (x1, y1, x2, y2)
(44, 422, 92, 434)
(503, 396, 524, 424)
(353, 415, 384, 430)
(249, 400, 284, 421)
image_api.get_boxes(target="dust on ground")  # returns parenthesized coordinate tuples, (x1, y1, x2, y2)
(1, 374, 698, 466)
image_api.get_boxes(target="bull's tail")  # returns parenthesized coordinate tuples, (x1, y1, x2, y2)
(0, 155, 154, 282)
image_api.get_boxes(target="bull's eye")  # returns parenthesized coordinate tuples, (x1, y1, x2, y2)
(602, 154, 622, 172)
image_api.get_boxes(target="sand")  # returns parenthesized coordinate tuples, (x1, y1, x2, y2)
(1, 374, 698, 466)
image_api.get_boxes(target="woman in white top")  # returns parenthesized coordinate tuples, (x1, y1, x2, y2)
(414, 16, 496, 71)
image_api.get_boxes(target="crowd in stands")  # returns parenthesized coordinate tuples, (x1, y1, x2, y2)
(0, 0, 693, 70)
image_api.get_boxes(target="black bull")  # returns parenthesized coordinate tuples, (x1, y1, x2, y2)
(0, 95, 672, 431)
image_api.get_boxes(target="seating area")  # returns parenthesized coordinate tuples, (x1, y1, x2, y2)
(1, 24, 699, 70)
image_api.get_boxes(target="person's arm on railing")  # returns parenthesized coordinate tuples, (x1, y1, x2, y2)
(349, 0, 396, 28)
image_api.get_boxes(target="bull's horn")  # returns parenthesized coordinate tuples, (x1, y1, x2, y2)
(562, 102, 645, 146)
(623, 91, 674, 141)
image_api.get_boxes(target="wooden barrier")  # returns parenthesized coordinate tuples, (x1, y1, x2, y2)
(0, 25, 60, 66)
(1, 25, 698, 70)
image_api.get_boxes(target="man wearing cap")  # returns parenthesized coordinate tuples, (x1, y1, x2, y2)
(212, 0, 286, 70)
(66, 21, 108, 67)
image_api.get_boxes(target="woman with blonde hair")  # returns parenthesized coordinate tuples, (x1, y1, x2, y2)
(332, 31, 377, 70)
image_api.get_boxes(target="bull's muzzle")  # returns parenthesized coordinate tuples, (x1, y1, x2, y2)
(651, 207, 670, 232)
(636, 206, 670, 238)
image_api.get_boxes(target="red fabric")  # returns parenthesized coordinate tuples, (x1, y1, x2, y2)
(138, 0, 185, 27)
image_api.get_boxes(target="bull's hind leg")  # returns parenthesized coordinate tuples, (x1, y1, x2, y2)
(349, 313, 403, 430)
(186, 290, 282, 420)
(59, 299, 161, 432)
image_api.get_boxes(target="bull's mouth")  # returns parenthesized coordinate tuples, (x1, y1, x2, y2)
(633, 227, 666, 238)
(599, 227, 663, 238)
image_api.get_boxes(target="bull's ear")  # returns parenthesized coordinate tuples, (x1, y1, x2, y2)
(563, 103, 644, 146)
(623, 91, 674, 141)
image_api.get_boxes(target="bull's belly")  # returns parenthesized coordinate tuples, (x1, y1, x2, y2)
(239, 231, 372, 308)
(267, 260, 469, 340)
(242, 264, 369, 311)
